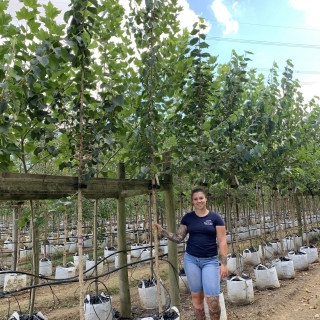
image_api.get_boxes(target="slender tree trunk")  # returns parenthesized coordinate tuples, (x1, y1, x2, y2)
(63, 207, 67, 267)
(117, 163, 131, 317)
(29, 199, 39, 316)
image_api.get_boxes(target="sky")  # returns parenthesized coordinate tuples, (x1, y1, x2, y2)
(6, 0, 320, 102)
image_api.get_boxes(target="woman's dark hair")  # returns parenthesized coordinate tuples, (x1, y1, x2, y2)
(191, 188, 207, 199)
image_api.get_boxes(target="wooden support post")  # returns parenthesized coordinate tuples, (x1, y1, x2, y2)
(12, 207, 18, 271)
(93, 199, 98, 295)
(163, 153, 180, 309)
(117, 163, 131, 318)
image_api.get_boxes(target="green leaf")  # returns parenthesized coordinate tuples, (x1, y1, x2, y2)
(199, 42, 209, 49)
(0, 122, 10, 134)
(16, 7, 36, 20)
(53, 47, 61, 56)
(90, 0, 98, 7)
(34, 147, 43, 155)
(61, 48, 70, 62)
(189, 37, 198, 46)
(23, 0, 38, 8)
(236, 144, 245, 152)
(190, 28, 199, 35)
(0, 100, 8, 114)
(24, 141, 36, 153)
(32, 66, 41, 78)
(27, 19, 41, 33)
(37, 29, 50, 40)
(36, 55, 49, 66)
(111, 95, 124, 106)
(43, 1, 61, 19)
(87, 6, 97, 15)
(81, 30, 91, 47)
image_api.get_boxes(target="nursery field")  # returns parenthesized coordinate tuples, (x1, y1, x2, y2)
(0, 246, 319, 320)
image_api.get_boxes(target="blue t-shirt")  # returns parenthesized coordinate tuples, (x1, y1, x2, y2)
(181, 211, 225, 258)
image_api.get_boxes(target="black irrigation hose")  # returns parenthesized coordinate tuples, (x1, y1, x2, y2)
(0, 250, 176, 299)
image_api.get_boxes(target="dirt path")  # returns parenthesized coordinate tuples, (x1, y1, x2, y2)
(0, 253, 319, 319)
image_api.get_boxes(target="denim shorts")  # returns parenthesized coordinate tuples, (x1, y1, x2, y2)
(183, 252, 220, 296)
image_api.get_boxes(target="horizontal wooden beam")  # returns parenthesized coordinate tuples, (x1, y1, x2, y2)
(0, 172, 170, 200)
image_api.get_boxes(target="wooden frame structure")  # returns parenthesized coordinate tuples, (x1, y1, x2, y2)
(0, 159, 180, 317)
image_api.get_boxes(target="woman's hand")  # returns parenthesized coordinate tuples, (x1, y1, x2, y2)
(220, 264, 228, 279)
(152, 223, 163, 233)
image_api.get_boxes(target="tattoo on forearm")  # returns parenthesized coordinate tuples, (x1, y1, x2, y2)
(193, 307, 205, 320)
(207, 296, 221, 320)
(221, 255, 227, 265)
(161, 225, 187, 243)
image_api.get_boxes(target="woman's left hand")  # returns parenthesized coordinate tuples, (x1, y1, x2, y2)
(220, 264, 228, 279)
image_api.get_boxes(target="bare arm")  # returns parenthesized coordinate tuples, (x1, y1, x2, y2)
(216, 225, 228, 265)
(153, 223, 188, 244)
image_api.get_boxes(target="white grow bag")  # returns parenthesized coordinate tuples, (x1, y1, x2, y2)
(227, 275, 254, 305)
(282, 237, 294, 251)
(74, 254, 89, 269)
(243, 248, 261, 266)
(39, 258, 52, 277)
(300, 245, 318, 264)
(270, 240, 281, 255)
(68, 241, 77, 253)
(85, 259, 104, 276)
(288, 251, 309, 271)
(55, 265, 76, 279)
(254, 264, 280, 289)
(138, 279, 166, 309)
(114, 253, 131, 268)
(4, 274, 27, 292)
(258, 243, 274, 260)
(84, 293, 112, 320)
(0, 267, 10, 288)
(272, 257, 295, 279)
(9, 311, 48, 320)
(104, 247, 117, 262)
(227, 253, 243, 275)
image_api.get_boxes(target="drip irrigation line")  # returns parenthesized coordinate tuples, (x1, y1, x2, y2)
(0, 252, 171, 299)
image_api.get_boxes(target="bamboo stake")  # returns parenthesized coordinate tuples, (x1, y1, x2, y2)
(63, 206, 67, 267)
(301, 195, 309, 247)
(288, 188, 297, 252)
(152, 176, 162, 314)
(274, 192, 285, 256)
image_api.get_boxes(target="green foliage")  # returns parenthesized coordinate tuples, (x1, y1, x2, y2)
(0, 0, 319, 204)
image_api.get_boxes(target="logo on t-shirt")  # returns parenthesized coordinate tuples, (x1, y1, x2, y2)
(204, 220, 213, 225)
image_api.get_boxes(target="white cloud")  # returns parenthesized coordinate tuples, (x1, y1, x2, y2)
(298, 75, 320, 102)
(232, 2, 239, 9)
(176, 0, 210, 33)
(288, 0, 320, 28)
(211, 0, 239, 35)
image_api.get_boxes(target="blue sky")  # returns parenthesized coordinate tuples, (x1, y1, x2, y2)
(6, 0, 320, 102)
(185, 0, 320, 102)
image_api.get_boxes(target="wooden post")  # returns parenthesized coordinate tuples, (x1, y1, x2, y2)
(163, 153, 180, 309)
(29, 199, 39, 315)
(63, 207, 67, 266)
(294, 194, 302, 236)
(93, 199, 98, 295)
(12, 206, 18, 271)
(117, 163, 131, 318)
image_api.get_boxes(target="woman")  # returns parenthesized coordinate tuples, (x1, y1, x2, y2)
(153, 188, 228, 320)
